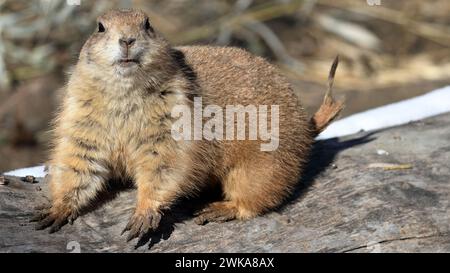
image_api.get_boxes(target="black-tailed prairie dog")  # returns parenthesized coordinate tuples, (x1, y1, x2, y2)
(32, 9, 343, 242)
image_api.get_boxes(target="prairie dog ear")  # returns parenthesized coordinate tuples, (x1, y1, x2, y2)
(144, 18, 154, 32)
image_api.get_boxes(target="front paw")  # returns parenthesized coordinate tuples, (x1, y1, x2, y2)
(31, 204, 78, 233)
(121, 209, 162, 242)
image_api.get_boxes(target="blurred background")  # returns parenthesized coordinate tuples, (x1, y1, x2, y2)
(1, 0, 450, 172)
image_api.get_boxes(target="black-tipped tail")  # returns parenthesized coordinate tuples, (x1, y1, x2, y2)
(310, 56, 345, 136)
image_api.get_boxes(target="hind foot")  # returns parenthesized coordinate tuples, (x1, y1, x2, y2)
(194, 201, 239, 225)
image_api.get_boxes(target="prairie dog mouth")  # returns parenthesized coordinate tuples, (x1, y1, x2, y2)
(118, 58, 139, 67)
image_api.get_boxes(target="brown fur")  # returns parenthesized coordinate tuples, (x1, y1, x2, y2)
(32, 9, 344, 240)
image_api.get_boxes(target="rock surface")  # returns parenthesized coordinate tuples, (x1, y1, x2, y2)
(1, 114, 450, 253)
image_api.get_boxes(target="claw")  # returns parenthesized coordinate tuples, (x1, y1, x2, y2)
(48, 223, 61, 234)
(193, 206, 211, 217)
(67, 211, 78, 225)
(122, 210, 162, 243)
(126, 231, 139, 242)
(194, 217, 207, 225)
(34, 204, 52, 211)
(126, 219, 143, 242)
(121, 217, 135, 235)
(150, 213, 162, 230)
(30, 211, 50, 222)
(35, 215, 55, 230)
(48, 217, 67, 233)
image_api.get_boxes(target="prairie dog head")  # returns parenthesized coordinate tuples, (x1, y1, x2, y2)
(78, 9, 173, 88)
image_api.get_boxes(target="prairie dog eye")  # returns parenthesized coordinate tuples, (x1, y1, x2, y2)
(144, 18, 153, 32)
(98, 22, 105, 33)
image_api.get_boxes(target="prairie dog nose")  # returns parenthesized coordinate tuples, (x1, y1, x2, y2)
(119, 38, 136, 48)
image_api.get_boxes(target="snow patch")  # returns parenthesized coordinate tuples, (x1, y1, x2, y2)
(4, 165, 46, 178)
(317, 85, 450, 139)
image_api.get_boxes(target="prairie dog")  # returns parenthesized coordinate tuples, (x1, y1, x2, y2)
(32, 9, 343, 241)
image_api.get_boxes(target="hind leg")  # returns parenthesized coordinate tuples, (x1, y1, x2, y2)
(195, 156, 298, 224)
